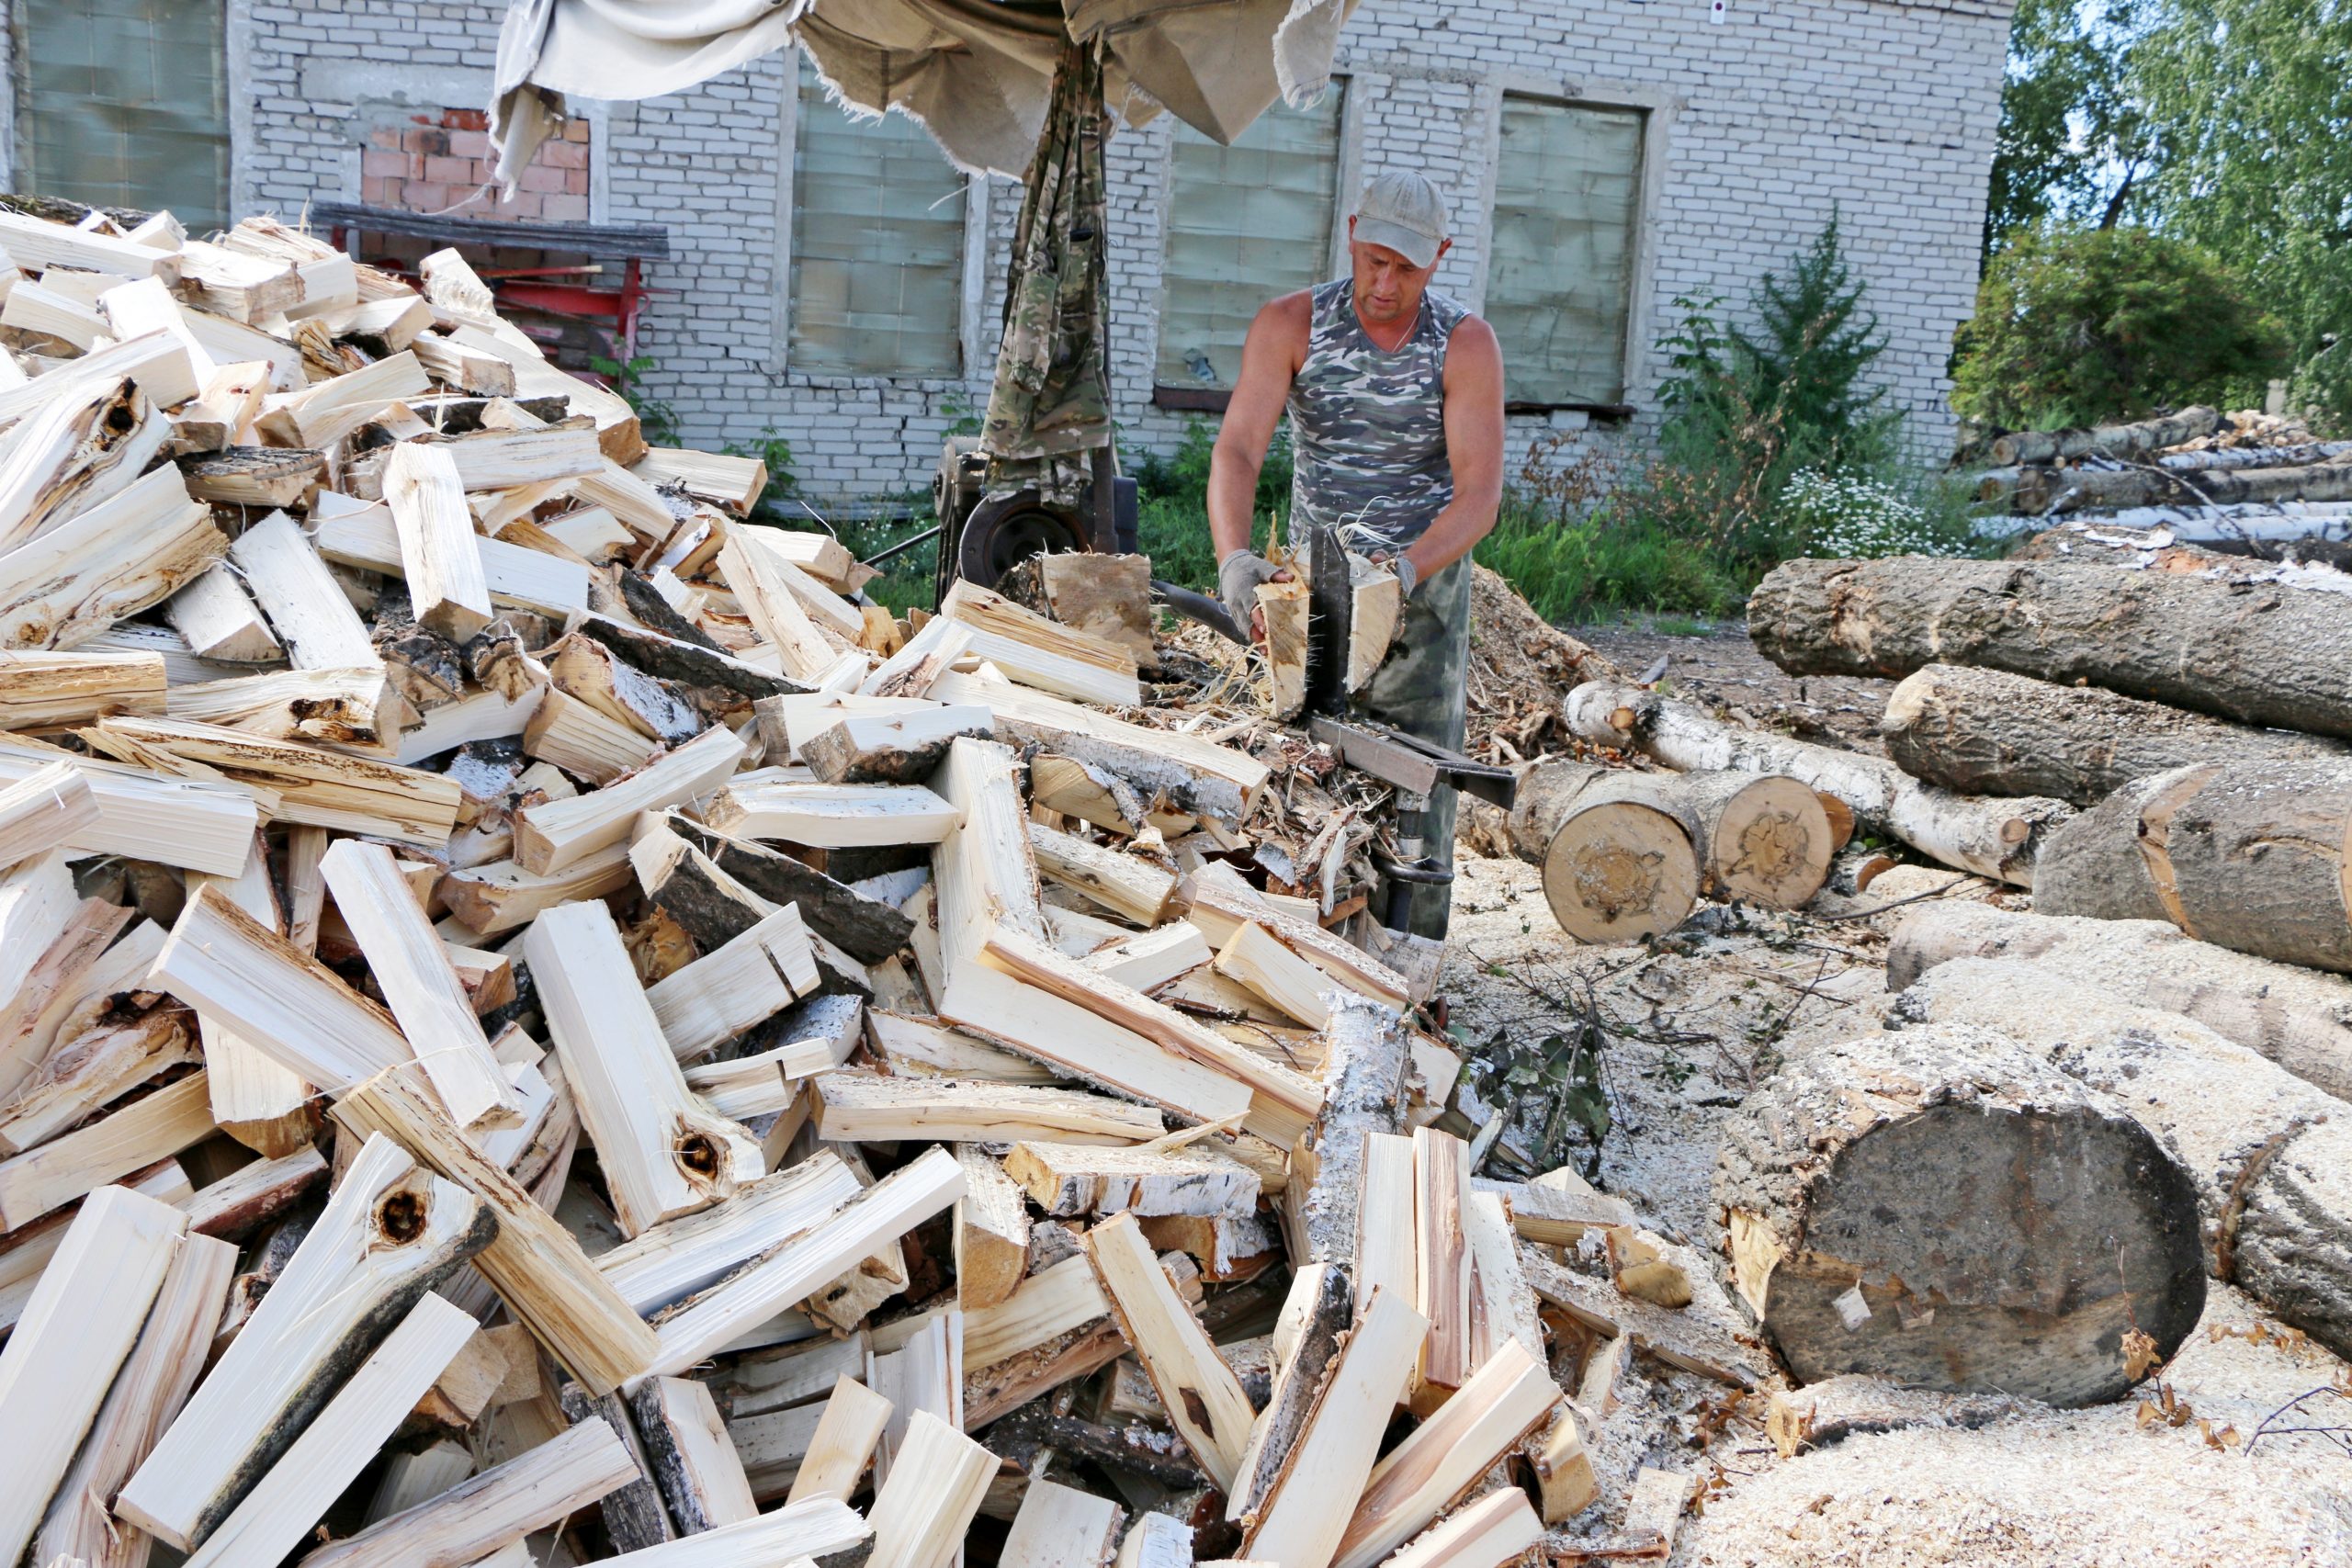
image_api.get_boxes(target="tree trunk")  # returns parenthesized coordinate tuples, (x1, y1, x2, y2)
(1890, 956, 2352, 1360)
(1990, 406, 2221, 467)
(2035, 758, 2352, 974)
(1881, 663, 2352, 806)
(1885, 902, 2352, 1103)
(1564, 681, 2072, 886)
(1713, 1022, 2205, 1407)
(1505, 761, 1701, 943)
(2159, 440, 2352, 472)
(1748, 557, 2352, 738)
(2034, 457, 2352, 515)
(2025, 768, 2199, 923)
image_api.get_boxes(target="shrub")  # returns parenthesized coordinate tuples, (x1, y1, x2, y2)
(1951, 226, 2290, 430)
(1781, 469, 1971, 558)
(1130, 418, 1290, 592)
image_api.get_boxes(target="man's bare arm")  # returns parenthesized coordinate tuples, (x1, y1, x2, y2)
(1400, 315, 1506, 581)
(1208, 294, 1310, 561)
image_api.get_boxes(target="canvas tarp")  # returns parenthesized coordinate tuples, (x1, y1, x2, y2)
(490, 0, 1360, 186)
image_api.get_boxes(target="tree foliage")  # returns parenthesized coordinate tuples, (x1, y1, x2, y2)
(1952, 227, 2290, 429)
(1985, 0, 2149, 251)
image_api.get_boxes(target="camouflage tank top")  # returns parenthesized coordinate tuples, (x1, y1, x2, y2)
(1286, 276, 1468, 550)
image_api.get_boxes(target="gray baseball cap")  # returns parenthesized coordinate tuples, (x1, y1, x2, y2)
(1352, 172, 1450, 269)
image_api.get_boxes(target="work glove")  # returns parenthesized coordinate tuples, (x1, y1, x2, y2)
(1218, 549, 1280, 635)
(1391, 554, 1419, 600)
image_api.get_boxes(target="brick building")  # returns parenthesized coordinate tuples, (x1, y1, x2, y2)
(2, 0, 2014, 501)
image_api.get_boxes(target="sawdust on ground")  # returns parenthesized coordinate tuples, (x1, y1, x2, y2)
(1438, 852, 2352, 1568)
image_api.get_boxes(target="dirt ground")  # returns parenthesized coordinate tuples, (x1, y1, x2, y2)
(1430, 620, 2352, 1567)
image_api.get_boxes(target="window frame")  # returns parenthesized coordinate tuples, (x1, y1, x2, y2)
(774, 51, 987, 385)
(1479, 79, 1675, 420)
(1148, 79, 1351, 412)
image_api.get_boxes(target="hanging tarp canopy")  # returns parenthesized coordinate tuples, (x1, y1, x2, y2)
(490, 0, 1359, 186)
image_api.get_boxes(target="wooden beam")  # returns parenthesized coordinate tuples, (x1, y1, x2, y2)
(814, 1073, 1161, 1145)
(513, 725, 745, 874)
(785, 1374, 892, 1505)
(116, 1134, 492, 1551)
(522, 900, 762, 1236)
(332, 1063, 662, 1397)
(384, 443, 494, 641)
(702, 775, 960, 849)
(175, 1294, 479, 1568)
(296, 1410, 641, 1568)
(1238, 1288, 1428, 1568)
(33, 1226, 236, 1567)
(864, 1410, 996, 1568)
(0, 1184, 187, 1565)
(1086, 1211, 1254, 1492)
(151, 883, 415, 1095)
(639, 1146, 964, 1381)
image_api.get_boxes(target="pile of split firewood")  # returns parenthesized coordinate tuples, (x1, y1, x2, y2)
(1511, 525, 2352, 1421)
(0, 197, 1727, 1568)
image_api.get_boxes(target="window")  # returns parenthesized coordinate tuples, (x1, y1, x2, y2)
(13, 0, 230, 232)
(1487, 97, 1645, 406)
(788, 59, 969, 378)
(1156, 87, 1344, 391)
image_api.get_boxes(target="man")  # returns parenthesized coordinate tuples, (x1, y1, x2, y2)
(1209, 171, 1505, 938)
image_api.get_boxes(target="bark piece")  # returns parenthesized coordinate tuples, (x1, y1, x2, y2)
(1712, 1023, 2205, 1406)
(662, 815, 912, 963)
(1749, 555, 2352, 739)
(1765, 1373, 2021, 1459)
(1881, 662, 2352, 807)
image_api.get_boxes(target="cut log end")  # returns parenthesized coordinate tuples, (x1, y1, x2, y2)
(1541, 798, 1700, 945)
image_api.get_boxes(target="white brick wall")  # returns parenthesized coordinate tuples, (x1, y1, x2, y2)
(6, 0, 2014, 501)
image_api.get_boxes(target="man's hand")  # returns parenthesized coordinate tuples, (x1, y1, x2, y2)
(1386, 553, 1419, 600)
(1219, 550, 1280, 639)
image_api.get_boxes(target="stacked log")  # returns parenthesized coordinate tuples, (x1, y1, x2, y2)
(1989, 407, 2221, 467)
(1503, 760, 1832, 942)
(1890, 957, 2352, 1359)
(1748, 556, 2352, 737)
(1880, 664, 2351, 807)
(1712, 1022, 2205, 1407)
(1563, 680, 2071, 886)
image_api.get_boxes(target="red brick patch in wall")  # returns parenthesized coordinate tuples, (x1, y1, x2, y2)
(359, 108, 591, 221)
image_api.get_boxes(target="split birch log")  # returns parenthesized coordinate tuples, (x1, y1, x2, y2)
(117, 1134, 493, 1551)
(296, 1415, 640, 1568)
(1891, 956, 2352, 1359)
(1989, 405, 2220, 467)
(954, 1145, 1031, 1311)
(333, 1063, 662, 1395)
(1747, 556, 2352, 739)
(173, 1293, 477, 1568)
(1379, 1490, 1543, 1568)
(1880, 662, 2352, 807)
(631, 1376, 759, 1534)
(2033, 759, 2352, 974)
(34, 1228, 236, 1568)
(0, 462, 223, 651)
(1713, 1023, 2205, 1405)
(1084, 1211, 1255, 1492)
(0, 759, 97, 873)
(0, 1184, 187, 1566)
(0, 649, 167, 729)
(1257, 577, 1310, 720)
(784, 1375, 892, 1505)
(522, 900, 762, 1236)
(1563, 681, 2072, 886)
(1885, 902, 2352, 1103)
(864, 1410, 994, 1568)
(593, 1498, 868, 1566)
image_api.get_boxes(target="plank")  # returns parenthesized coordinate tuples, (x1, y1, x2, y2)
(299, 1412, 640, 1568)
(0, 209, 177, 277)
(175, 1294, 478, 1568)
(1186, 879, 1411, 1007)
(513, 725, 745, 874)
(116, 1135, 492, 1550)
(332, 1063, 662, 1397)
(1238, 1288, 1428, 1568)
(522, 900, 762, 1236)
(0, 1185, 187, 1565)
(814, 1073, 1161, 1145)
(1086, 1211, 1254, 1492)
(322, 839, 518, 1129)
(702, 776, 960, 848)
(33, 1229, 236, 1568)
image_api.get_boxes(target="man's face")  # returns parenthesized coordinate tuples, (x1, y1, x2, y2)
(1347, 216, 1450, 327)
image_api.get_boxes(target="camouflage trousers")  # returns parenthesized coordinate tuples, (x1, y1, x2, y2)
(1356, 552, 1472, 939)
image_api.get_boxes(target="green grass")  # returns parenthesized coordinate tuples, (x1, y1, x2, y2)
(1472, 505, 1748, 623)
